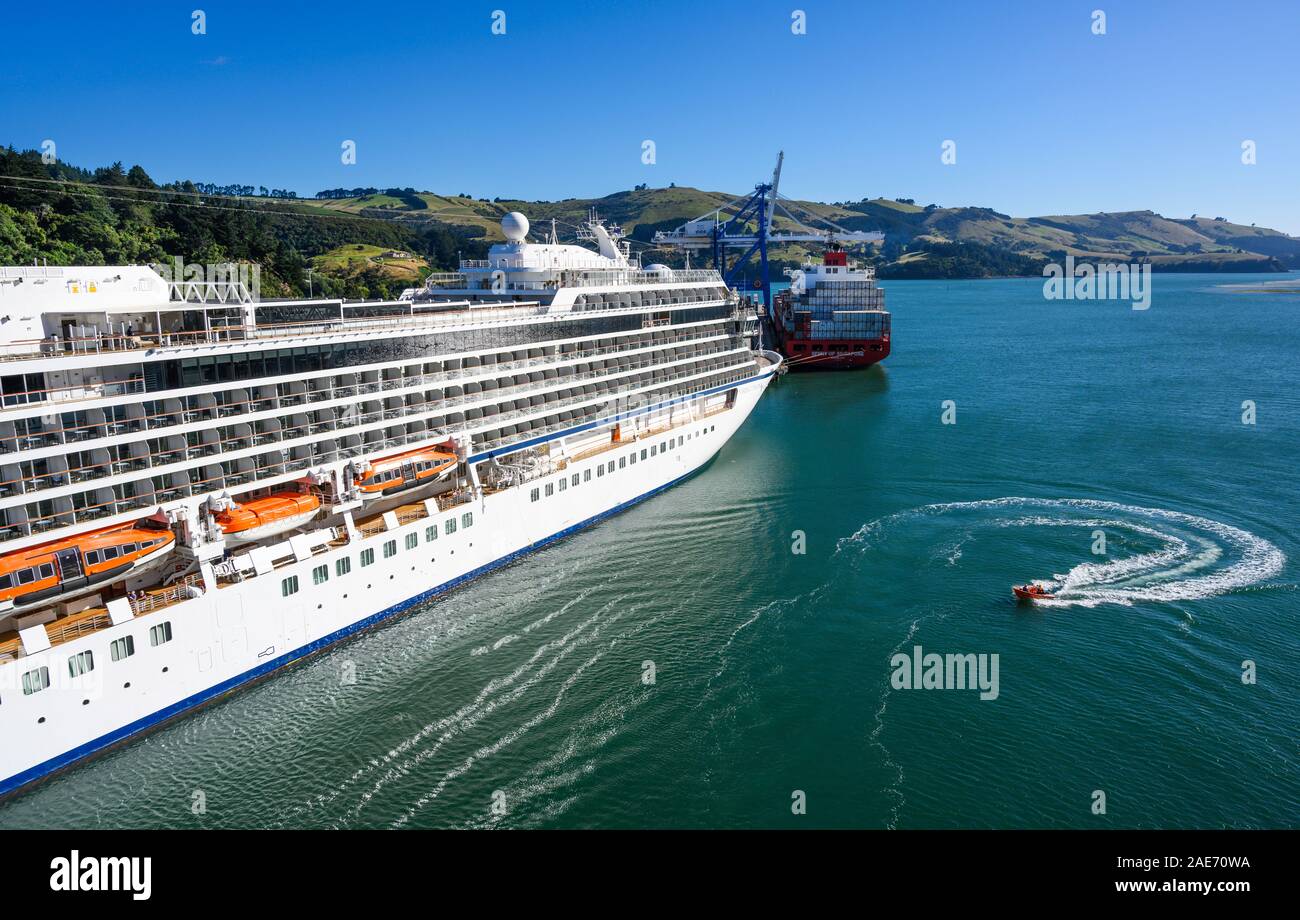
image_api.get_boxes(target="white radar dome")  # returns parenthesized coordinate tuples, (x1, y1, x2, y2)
(645, 263, 672, 275)
(501, 212, 530, 242)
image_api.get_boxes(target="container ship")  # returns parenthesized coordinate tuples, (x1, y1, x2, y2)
(0, 212, 780, 798)
(770, 245, 890, 370)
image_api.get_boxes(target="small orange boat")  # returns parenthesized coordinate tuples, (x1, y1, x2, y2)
(1013, 584, 1054, 601)
(0, 522, 174, 609)
(356, 444, 458, 499)
(215, 491, 321, 544)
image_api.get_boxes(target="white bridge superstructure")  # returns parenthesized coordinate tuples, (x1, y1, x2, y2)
(0, 213, 780, 797)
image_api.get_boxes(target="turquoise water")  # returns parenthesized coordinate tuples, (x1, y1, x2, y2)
(2, 273, 1296, 829)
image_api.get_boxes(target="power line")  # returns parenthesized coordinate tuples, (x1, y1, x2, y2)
(0, 174, 487, 227)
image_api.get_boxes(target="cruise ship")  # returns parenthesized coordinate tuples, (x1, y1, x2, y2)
(771, 244, 890, 370)
(0, 212, 780, 798)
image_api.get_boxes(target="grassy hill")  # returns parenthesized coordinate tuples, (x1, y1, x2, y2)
(3, 145, 1295, 283)
(312, 243, 428, 282)
(293, 187, 1298, 276)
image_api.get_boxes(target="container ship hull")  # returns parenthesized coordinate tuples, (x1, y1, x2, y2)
(771, 327, 890, 371)
(771, 246, 891, 371)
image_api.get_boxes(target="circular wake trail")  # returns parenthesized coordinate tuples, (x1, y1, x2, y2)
(837, 497, 1284, 608)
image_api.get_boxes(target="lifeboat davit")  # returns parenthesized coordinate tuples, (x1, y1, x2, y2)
(356, 444, 458, 500)
(0, 522, 175, 610)
(215, 491, 321, 545)
(1013, 584, 1054, 601)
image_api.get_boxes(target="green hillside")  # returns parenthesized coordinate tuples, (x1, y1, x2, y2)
(3, 145, 1295, 283)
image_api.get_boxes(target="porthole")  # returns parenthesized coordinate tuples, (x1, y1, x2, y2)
(38, 717, 45, 724)
(82, 699, 90, 706)
(124, 682, 131, 689)
(162, 667, 169, 673)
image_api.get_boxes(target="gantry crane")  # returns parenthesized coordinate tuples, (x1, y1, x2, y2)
(651, 152, 883, 310)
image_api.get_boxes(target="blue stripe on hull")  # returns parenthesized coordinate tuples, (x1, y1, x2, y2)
(1, 466, 705, 800)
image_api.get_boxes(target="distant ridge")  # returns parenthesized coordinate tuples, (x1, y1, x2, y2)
(3, 145, 1295, 283)
(292, 187, 1298, 277)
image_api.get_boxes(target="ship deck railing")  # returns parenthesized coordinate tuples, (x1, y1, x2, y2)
(0, 277, 733, 366)
(0, 382, 747, 661)
(0, 300, 546, 365)
(0, 346, 744, 503)
(0, 488, 481, 660)
(0, 572, 206, 663)
(0, 321, 730, 410)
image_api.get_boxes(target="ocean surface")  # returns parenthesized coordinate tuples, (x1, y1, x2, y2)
(3, 273, 1297, 829)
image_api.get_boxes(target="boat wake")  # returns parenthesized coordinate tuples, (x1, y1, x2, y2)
(838, 497, 1285, 608)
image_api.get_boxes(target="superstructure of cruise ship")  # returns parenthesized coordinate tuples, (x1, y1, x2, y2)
(0, 212, 781, 798)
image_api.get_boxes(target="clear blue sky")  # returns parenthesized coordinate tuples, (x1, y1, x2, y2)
(3, 0, 1298, 232)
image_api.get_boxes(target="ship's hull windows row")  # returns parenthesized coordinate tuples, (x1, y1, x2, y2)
(0, 356, 760, 540)
(1, 340, 745, 496)
(138, 306, 732, 394)
(0, 325, 734, 452)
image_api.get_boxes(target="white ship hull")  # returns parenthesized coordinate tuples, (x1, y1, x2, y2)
(0, 371, 773, 797)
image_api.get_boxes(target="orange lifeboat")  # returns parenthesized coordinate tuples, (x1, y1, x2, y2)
(214, 491, 321, 544)
(1013, 584, 1054, 601)
(0, 522, 174, 609)
(356, 444, 457, 499)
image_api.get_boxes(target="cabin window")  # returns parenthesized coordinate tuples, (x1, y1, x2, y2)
(0, 574, 10, 589)
(361, 548, 375, 567)
(597, 466, 604, 478)
(150, 621, 173, 646)
(530, 488, 540, 502)
(461, 512, 473, 529)
(607, 461, 615, 474)
(405, 533, 418, 550)
(444, 518, 457, 535)
(110, 636, 135, 661)
(103, 546, 120, 562)
(650, 446, 657, 457)
(629, 453, 636, 465)
(38, 563, 54, 579)
(571, 474, 579, 487)
(425, 526, 437, 542)
(336, 558, 352, 577)
(641, 449, 647, 460)
(312, 565, 328, 586)
(558, 479, 567, 492)
(545, 483, 554, 497)
(619, 457, 626, 469)
(383, 540, 397, 558)
(281, 575, 300, 596)
(123, 543, 138, 555)
(68, 650, 94, 678)
(86, 550, 102, 565)
(22, 666, 50, 695)
(583, 469, 591, 482)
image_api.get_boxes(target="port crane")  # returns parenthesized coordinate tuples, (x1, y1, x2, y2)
(651, 152, 883, 309)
